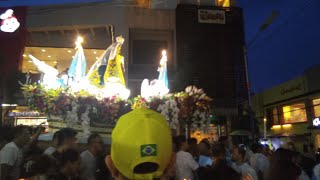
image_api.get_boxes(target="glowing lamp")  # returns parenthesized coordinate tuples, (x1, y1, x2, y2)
(282, 124, 292, 128)
(271, 125, 281, 129)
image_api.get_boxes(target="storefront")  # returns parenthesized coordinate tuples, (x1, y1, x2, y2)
(253, 64, 320, 151)
(2, 105, 47, 127)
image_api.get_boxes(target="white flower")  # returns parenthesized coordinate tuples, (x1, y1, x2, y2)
(199, 94, 206, 99)
(185, 86, 192, 93)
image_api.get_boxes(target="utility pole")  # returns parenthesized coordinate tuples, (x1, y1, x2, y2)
(245, 10, 279, 141)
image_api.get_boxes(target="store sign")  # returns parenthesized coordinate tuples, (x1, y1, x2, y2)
(0, 9, 20, 33)
(313, 118, 320, 126)
(8, 111, 41, 117)
(198, 9, 226, 24)
(280, 83, 302, 95)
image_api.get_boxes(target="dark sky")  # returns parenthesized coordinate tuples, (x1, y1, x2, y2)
(1, 0, 319, 93)
(238, 0, 320, 92)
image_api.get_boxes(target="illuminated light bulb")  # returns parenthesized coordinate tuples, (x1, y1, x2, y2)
(93, 51, 97, 54)
(54, 61, 57, 64)
(48, 55, 51, 58)
(23, 54, 26, 57)
(41, 49, 46, 52)
(28, 60, 32, 63)
(68, 50, 72, 53)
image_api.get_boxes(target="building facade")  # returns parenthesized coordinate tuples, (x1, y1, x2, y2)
(253, 64, 320, 150)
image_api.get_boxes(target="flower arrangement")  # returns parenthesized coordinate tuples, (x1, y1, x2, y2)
(175, 86, 213, 131)
(22, 84, 212, 134)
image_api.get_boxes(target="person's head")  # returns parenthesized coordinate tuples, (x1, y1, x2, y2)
(11, 125, 30, 147)
(52, 130, 61, 148)
(87, 133, 103, 154)
(23, 155, 54, 176)
(57, 128, 78, 150)
(105, 108, 174, 180)
(175, 135, 189, 151)
(287, 142, 296, 151)
(211, 143, 226, 160)
(290, 151, 301, 165)
(60, 149, 81, 176)
(0, 125, 12, 149)
(251, 143, 263, 154)
(264, 148, 301, 180)
(262, 145, 272, 156)
(198, 140, 211, 156)
(232, 145, 246, 163)
(188, 138, 197, 146)
(218, 136, 228, 147)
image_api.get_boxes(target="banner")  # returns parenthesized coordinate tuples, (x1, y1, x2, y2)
(198, 9, 226, 24)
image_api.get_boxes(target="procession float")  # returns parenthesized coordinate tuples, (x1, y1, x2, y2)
(22, 36, 213, 138)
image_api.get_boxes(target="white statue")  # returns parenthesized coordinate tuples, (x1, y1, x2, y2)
(28, 54, 64, 89)
(141, 50, 169, 99)
(66, 101, 79, 128)
(80, 106, 91, 137)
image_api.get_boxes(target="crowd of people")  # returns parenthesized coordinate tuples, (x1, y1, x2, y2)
(0, 108, 320, 180)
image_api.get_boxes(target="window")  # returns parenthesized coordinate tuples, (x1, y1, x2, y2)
(132, 40, 167, 64)
(313, 98, 320, 118)
(282, 103, 307, 123)
(129, 29, 174, 66)
(272, 107, 279, 125)
(128, 29, 174, 79)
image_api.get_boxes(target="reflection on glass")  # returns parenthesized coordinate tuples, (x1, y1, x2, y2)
(282, 103, 307, 123)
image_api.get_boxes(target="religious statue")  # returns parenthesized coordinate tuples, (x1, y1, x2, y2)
(68, 37, 86, 85)
(157, 50, 169, 89)
(88, 36, 125, 87)
(86, 35, 130, 99)
(141, 50, 169, 99)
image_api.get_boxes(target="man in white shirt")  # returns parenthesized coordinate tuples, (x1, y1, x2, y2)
(231, 145, 258, 180)
(175, 135, 199, 180)
(80, 133, 103, 180)
(250, 144, 269, 178)
(0, 126, 31, 180)
(43, 130, 61, 155)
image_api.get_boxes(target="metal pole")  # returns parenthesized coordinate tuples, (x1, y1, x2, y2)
(243, 45, 254, 141)
(243, 46, 251, 106)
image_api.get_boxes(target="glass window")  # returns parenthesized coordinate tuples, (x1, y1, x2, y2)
(313, 98, 320, 118)
(282, 103, 307, 123)
(272, 107, 279, 125)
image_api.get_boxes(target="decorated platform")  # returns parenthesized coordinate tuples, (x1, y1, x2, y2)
(22, 35, 213, 137)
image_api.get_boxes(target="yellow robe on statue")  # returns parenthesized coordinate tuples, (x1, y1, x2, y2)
(104, 53, 125, 86)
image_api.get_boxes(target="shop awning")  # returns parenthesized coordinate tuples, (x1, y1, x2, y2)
(229, 130, 251, 136)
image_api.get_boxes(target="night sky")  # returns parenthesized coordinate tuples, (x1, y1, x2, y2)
(238, 0, 320, 93)
(1, 0, 319, 93)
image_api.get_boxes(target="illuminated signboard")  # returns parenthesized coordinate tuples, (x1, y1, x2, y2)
(313, 118, 320, 126)
(8, 111, 42, 117)
(198, 9, 226, 24)
(0, 9, 20, 33)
